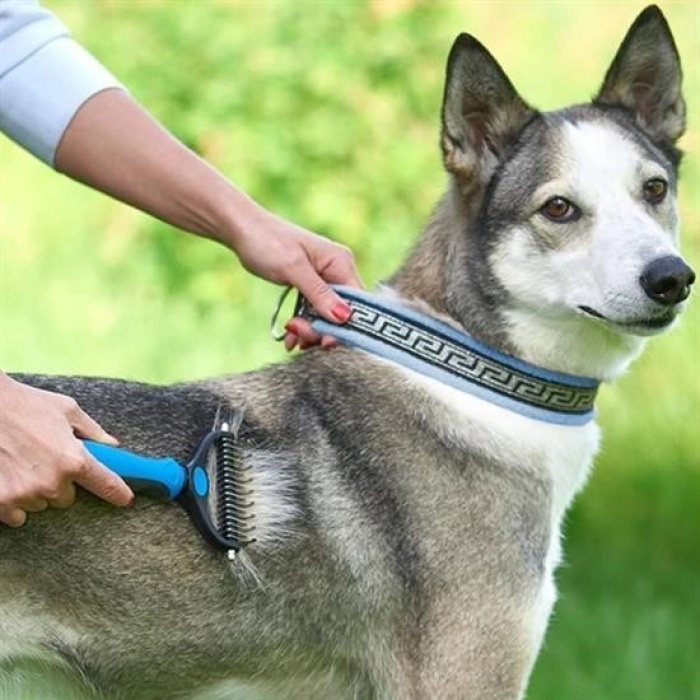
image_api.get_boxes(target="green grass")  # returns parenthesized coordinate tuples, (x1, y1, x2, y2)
(1, 1, 698, 697)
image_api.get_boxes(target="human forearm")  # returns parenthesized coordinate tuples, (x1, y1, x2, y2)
(3, 2, 359, 334)
(54, 88, 255, 251)
(54, 87, 358, 326)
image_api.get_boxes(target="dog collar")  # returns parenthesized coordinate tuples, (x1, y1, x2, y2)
(283, 286, 599, 426)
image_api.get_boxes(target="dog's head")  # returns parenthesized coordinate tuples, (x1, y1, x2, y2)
(440, 5, 693, 378)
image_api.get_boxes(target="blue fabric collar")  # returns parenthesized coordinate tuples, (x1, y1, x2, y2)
(295, 286, 599, 426)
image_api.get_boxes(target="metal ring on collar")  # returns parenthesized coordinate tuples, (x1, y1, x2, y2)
(269, 285, 295, 342)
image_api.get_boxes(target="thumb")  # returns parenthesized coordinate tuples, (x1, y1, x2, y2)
(294, 266, 352, 324)
(75, 452, 134, 507)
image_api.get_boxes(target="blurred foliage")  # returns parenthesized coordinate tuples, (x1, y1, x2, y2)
(0, 1, 698, 698)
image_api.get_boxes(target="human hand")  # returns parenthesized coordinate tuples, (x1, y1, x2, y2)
(0, 373, 134, 527)
(228, 206, 362, 351)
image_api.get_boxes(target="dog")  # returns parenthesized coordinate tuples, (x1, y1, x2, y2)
(0, 5, 693, 699)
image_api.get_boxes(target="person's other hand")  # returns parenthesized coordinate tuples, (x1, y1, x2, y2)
(230, 208, 362, 351)
(0, 373, 134, 527)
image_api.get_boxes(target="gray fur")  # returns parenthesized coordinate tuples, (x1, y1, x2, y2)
(0, 7, 691, 699)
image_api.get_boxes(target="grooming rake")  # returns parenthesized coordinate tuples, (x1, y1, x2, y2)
(83, 413, 255, 558)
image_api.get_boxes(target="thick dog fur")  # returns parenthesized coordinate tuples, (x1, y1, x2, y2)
(0, 7, 693, 699)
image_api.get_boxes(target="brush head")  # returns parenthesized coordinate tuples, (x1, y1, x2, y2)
(178, 412, 256, 555)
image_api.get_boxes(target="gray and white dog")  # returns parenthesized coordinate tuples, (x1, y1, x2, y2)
(1, 6, 693, 699)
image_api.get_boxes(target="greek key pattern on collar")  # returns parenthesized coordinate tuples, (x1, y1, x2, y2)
(343, 301, 597, 415)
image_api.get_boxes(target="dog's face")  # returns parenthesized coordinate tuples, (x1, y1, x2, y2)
(487, 109, 691, 338)
(440, 6, 693, 370)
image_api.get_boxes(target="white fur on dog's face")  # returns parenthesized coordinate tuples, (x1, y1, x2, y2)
(492, 118, 687, 380)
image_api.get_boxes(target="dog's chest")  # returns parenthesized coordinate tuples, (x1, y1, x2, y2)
(399, 365, 600, 639)
(402, 367, 600, 517)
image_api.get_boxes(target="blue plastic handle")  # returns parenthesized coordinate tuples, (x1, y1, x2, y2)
(83, 440, 187, 501)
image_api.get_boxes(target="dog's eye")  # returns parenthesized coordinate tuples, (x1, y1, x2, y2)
(540, 197, 579, 223)
(643, 178, 668, 205)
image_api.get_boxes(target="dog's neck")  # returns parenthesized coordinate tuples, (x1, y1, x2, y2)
(391, 187, 513, 349)
(390, 186, 644, 383)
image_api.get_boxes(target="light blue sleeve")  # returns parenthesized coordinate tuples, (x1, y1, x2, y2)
(0, 0, 124, 166)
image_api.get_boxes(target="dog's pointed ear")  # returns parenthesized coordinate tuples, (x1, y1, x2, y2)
(441, 34, 534, 188)
(595, 5, 685, 144)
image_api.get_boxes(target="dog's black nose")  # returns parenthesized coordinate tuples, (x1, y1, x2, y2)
(640, 256, 695, 306)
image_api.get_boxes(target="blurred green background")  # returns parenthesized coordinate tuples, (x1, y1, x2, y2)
(0, 1, 698, 698)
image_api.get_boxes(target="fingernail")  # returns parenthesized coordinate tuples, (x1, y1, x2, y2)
(285, 320, 302, 335)
(331, 302, 352, 323)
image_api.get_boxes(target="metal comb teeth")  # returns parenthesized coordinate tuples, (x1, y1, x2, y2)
(215, 415, 256, 551)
